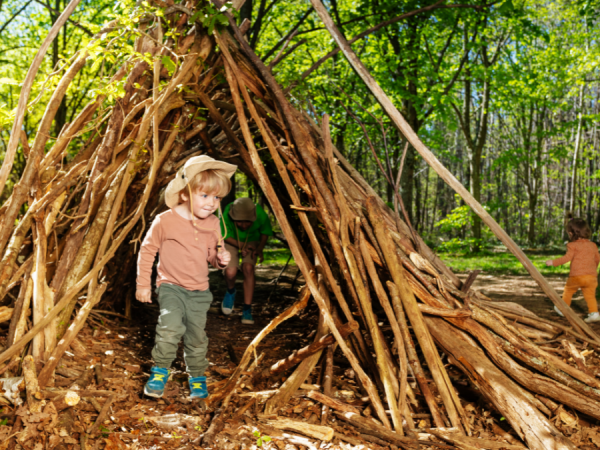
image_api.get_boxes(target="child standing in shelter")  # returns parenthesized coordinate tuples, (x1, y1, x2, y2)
(546, 217, 600, 323)
(136, 155, 236, 398)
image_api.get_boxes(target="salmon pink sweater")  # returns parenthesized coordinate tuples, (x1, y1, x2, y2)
(137, 210, 225, 291)
(551, 239, 600, 277)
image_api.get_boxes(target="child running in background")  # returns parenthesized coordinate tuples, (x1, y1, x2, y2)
(136, 155, 236, 398)
(546, 217, 600, 323)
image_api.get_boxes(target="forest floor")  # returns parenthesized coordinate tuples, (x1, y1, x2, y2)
(21, 258, 600, 450)
(463, 272, 600, 331)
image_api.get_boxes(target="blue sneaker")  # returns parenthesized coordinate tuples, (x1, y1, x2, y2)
(189, 376, 208, 399)
(241, 309, 254, 325)
(222, 289, 236, 315)
(144, 367, 169, 398)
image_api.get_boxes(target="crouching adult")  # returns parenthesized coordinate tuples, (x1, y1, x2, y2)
(220, 197, 273, 324)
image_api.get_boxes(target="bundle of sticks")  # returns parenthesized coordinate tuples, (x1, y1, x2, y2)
(0, 3, 598, 449)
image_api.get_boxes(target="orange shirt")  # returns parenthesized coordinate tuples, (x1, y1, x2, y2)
(552, 239, 600, 277)
(136, 210, 225, 291)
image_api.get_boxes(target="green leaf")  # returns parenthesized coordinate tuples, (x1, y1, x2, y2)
(161, 55, 176, 76)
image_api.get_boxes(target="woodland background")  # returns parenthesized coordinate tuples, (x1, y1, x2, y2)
(1, 0, 599, 253)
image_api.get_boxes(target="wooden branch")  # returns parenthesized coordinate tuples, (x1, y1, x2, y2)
(427, 317, 577, 450)
(51, 390, 80, 412)
(86, 394, 115, 435)
(306, 390, 361, 415)
(561, 339, 590, 374)
(0, 0, 82, 196)
(22, 355, 43, 414)
(208, 286, 310, 405)
(461, 270, 481, 293)
(266, 418, 334, 441)
(269, 320, 357, 375)
(38, 283, 107, 388)
(367, 197, 466, 433)
(334, 412, 419, 449)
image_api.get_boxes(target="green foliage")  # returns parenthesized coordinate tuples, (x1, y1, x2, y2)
(253, 430, 272, 447)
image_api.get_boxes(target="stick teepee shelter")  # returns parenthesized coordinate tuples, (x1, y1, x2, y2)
(0, 2, 598, 449)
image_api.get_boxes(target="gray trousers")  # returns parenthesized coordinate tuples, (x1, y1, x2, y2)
(151, 283, 212, 377)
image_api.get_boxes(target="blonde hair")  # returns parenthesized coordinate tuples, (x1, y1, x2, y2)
(178, 169, 231, 202)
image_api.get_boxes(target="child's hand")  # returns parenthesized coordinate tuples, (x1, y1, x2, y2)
(218, 250, 231, 267)
(136, 288, 152, 303)
(545, 260, 553, 267)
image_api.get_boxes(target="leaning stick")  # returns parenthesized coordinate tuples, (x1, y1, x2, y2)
(216, 37, 391, 429)
(23, 355, 44, 414)
(209, 286, 311, 405)
(343, 221, 403, 433)
(270, 321, 358, 375)
(309, 0, 599, 343)
(38, 283, 107, 388)
(221, 46, 371, 366)
(387, 281, 445, 428)
(0, 0, 82, 196)
(368, 198, 466, 433)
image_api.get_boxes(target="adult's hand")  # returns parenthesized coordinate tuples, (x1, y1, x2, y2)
(252, 247, 264, 263)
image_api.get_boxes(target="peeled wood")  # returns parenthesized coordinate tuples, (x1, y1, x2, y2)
(266, 418, 334, 441)
(270, 320, 358, 375)
(22, 355, 43, 414)
(561, 339, 590, 374)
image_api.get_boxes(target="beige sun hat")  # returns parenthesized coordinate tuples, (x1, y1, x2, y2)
(164, 155, 237, 208)
(229, 197, 257, 222)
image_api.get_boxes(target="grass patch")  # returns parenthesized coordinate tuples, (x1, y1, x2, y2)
(439, 250, 570, 276)
(260, 246, 570, 276)
(262, 248, 294, 266)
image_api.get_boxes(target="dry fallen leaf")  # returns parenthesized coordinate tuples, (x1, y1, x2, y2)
(559, 410, 577, 427)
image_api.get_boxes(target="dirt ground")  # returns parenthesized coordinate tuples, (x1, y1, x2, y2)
(460, 272, 600, 332)
(20, 265, 600, 449)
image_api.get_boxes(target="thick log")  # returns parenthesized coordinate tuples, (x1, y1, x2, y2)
(270, 320, 358, 375)
(426, 317, 576, 450)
